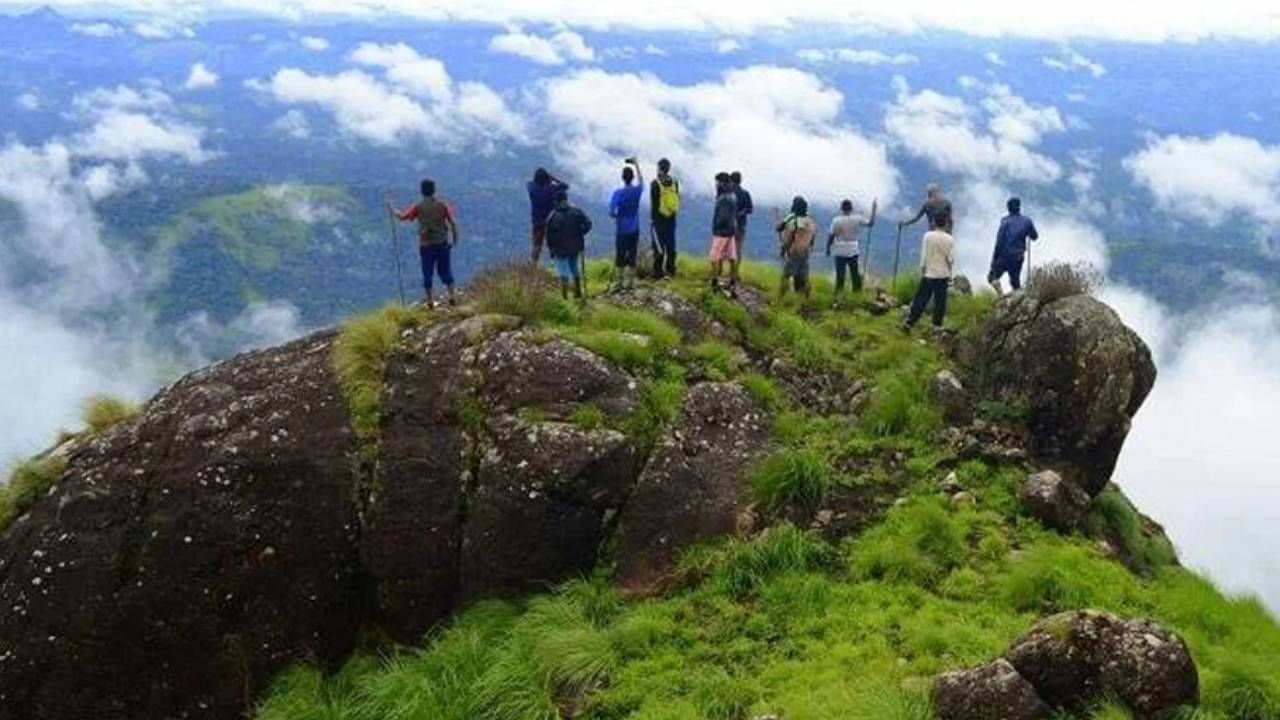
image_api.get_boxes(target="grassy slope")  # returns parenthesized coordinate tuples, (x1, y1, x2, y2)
(261, 259, 1280, 720)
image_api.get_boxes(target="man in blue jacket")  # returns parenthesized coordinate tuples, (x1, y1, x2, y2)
(989, 197, 1039, 297)
(546, 190, 593, 301)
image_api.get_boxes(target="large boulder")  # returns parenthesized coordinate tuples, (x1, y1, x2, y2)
(0, 332, 363, 720)
(930, 369, 973, 426)
(615, 382, 770, 594)
(972, 293, 1156, 495)
(1006, 611, 1199, 717)
(1018, 470, 1091, 532)
(933, 659, 1051, 720)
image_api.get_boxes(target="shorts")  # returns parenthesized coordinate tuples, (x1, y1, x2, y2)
(782, 255, 810, 285)
(615, 231, 640, 267)
(554, 254, 581, 281)
(708, 235, 738, 262)
(419, 243, 454, 290)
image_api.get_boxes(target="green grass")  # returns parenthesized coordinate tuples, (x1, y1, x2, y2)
(753, 448, 833, 514)
(332, 303, 423, 452)
(81, 394, 139, 433)
(1082, 486, 1178, 574)
(256, 263, 1280, 720)
(471, 262, 562, 324)
(0, 454, 68, 532)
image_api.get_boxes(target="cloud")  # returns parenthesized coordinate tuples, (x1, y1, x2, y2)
(797, 48, 918, 66)
(1108, 288, 1280, 614)
(30, 1, 1280, 42)
(263, 183, 343, 224)
(885, 78, 1065, 184)
(715, 38, 741, 54)
(75, 109, 213, 165)
(539, 65, 899, 208)
(300, 35, 330, 51)
(15, 93, 39, 111)
(1124, 132, 1280, 228)
(1042, 46, 1106, 77)
(984, 51, 1005, 66)
(487, 27, 596, 65)
(258, 43, 525, 147)
(184, 62, 220, 90)
(173, 301, 307, 367)
(70, 21, 123, 37)
(132, 20, 195, 39)
(270, 108, 311, 138)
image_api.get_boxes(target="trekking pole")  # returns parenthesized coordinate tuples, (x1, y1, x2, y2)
(892, 223, 904, 295)
(383, 192, 407, 306)
(863, 223, 875, 285)
(581, 240, 590, 301)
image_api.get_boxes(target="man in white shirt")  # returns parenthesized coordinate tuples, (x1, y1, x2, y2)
(904, 212, 956, 330)
(825, 197, 876, 308)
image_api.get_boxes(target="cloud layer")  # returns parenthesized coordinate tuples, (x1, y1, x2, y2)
(1125, 132, 1280, 228)
(539, 65, 899, 208)
(488, 27, 595, 65)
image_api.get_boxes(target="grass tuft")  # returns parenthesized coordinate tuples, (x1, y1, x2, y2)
(0, 454, 69, 532)
(753, 448, 833, 514)
(471, 261, 560, 323)
(81, 394, 139, 434)
(1028, 261, 1103, 303)
(332, 303, 421, 450)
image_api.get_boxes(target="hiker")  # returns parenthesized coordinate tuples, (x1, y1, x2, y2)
(730, 171, 753, 284)
(528, 167, 568, 263)
(988, 196, 1039, 297)
(903, 211, 956, 330)
(388, 179, 459, 308)
(826, 197, 877, 307)
(899, 183, 953, 231)
(708, 172, 739, 294)
(776, 195, 819, 299)
(649, 158, 681, 279)
(545, 189, 593, 301)
(610, 158, 644, 292)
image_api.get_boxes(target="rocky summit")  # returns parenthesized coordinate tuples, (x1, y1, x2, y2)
(0, 263, 1275, 720)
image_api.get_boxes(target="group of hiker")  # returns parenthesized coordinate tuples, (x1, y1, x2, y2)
(389, 159, 1041, 331)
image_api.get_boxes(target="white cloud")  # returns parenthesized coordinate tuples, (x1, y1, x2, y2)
(885, 78, 1065, 184)
(715, 37, 741, 54)
(184, 62, 220, 90)
(15, 93, 39, 111)
(258, 43, 525, 147)
(263, 183, 343, 224)
(300, 35, 330, 51)
(1124, 132, 1280, 228)
(540, 65, 899, 208)
(30, 1, 1280, 42)
(797, 48, 917, 66)
(488, 27, 596, 65)
(984, 50, 1005, 66)
(76, 110, 213, 165)
(1110, 291, 1280, 614)
(643, 43, 666, 56)
(70, 21, 123, 38)
(1042, 46, 1107, 77)
(173, 301, 307, 367)
(271, 108, 311, 138)
(132, 20, 195, 39)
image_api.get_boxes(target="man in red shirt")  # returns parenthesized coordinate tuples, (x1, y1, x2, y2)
(387, 178, 459, 308)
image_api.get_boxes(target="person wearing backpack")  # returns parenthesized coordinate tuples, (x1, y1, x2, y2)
(528, 167, 568, 263)
(610, 158, 644, 292)
(389, 179, 460, 309)
(649, 158, 681, 279)
(776, 195, 818, 299)
(545, 189, 593, 301)
(903, 211, 956, 331)
(826, 197, 877, 308)
(708, 172, 739, 295)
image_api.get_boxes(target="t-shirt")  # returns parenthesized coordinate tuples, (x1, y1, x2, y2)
(399, 199, 453, 246)
(828, 214, 866, 257)
(610, 184, 644, 235)
(920, 197, 952, 230)
(780, 215, 819, 258)
(994, 213, 1039, 260)
(921, 230, 956, 279)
